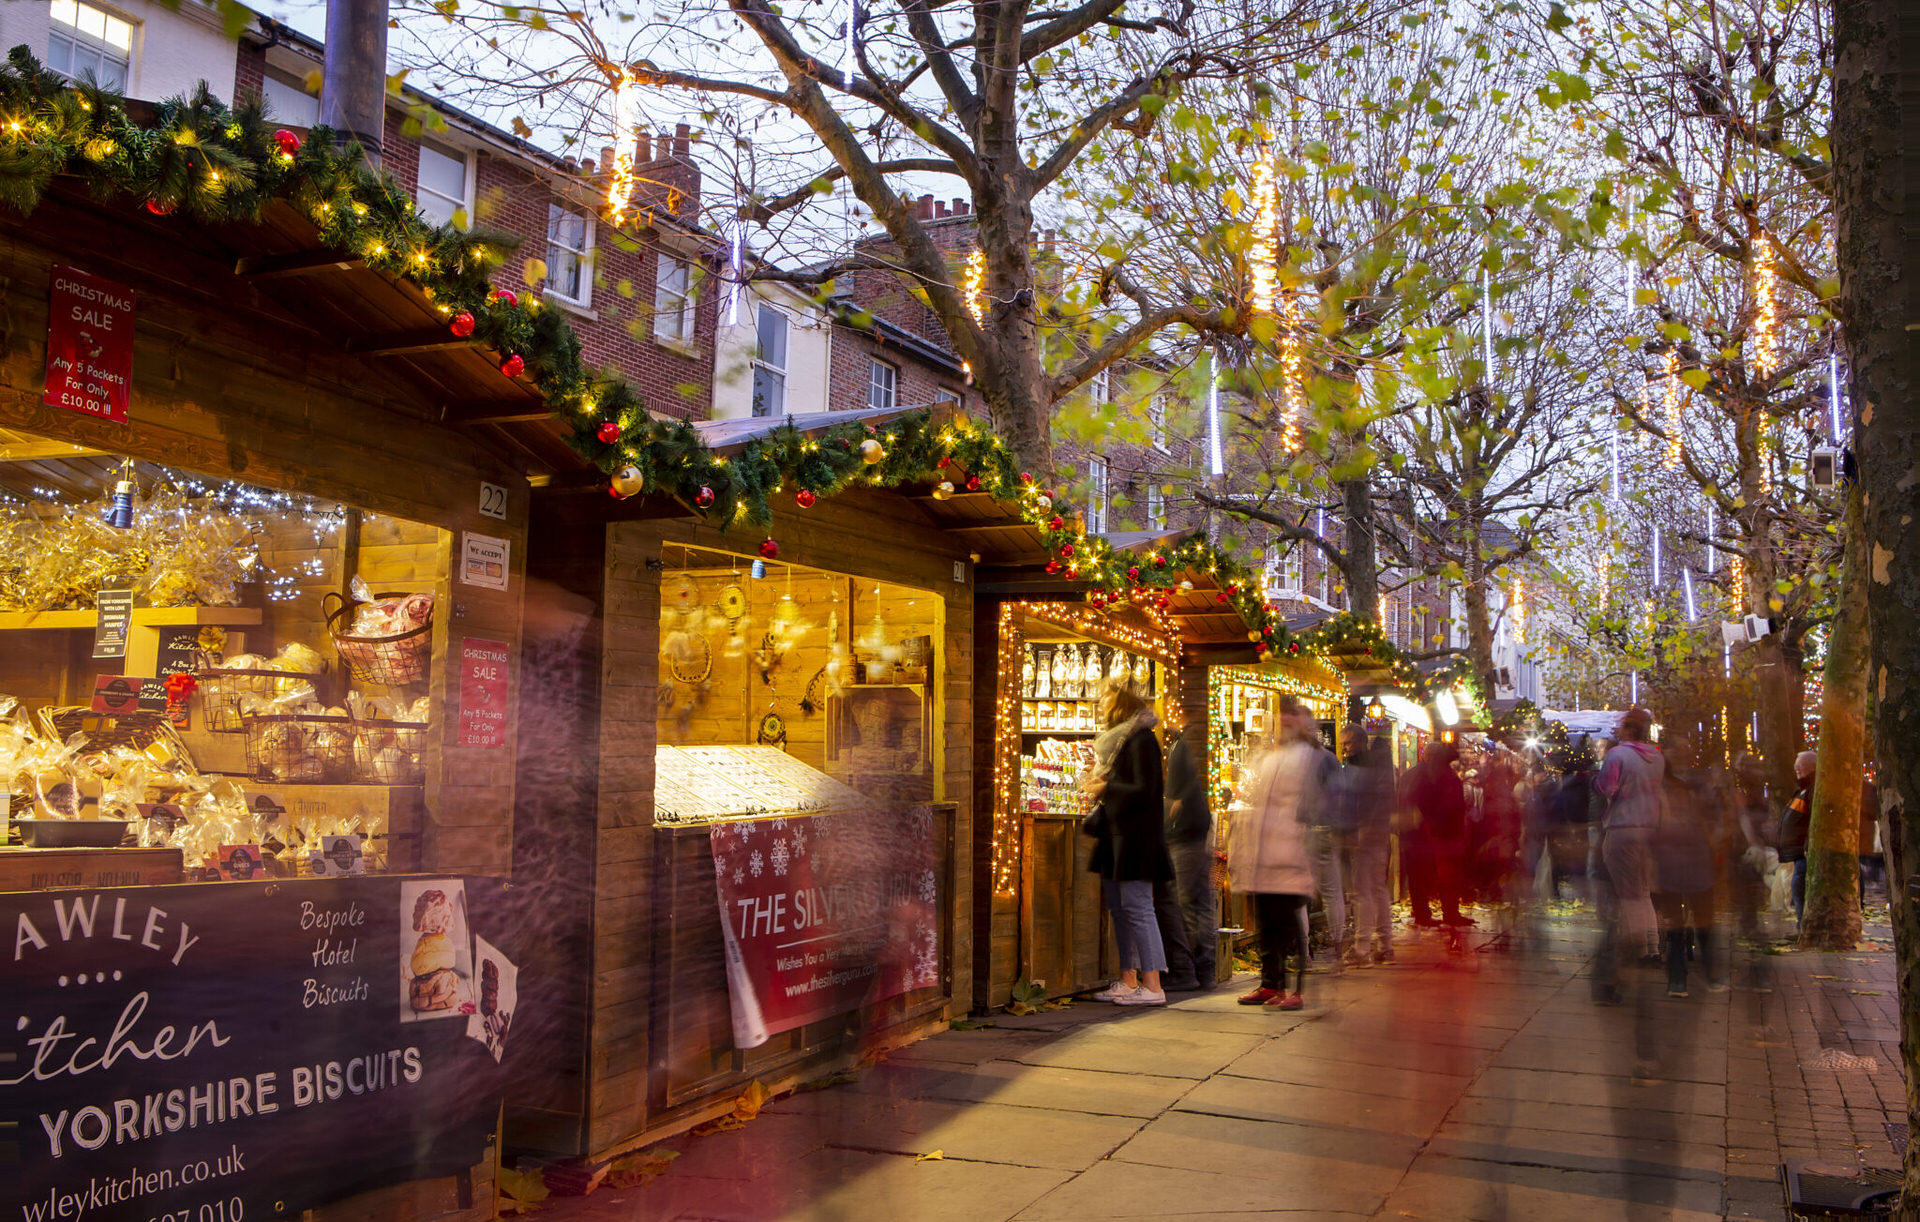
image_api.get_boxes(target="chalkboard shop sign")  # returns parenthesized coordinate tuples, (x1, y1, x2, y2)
(1, 877, 517, 1221)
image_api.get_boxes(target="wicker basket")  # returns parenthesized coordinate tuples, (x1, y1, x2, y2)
(323, 591, 433, 688)
(37, 707, 194, 771)
(197, 664, 327, 733)
(353, 719, 427, 785)
(241, 713, 358, 784)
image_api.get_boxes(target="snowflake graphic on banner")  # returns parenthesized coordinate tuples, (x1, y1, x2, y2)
(713, 855, 727, 877)
(909, 808, 932, 838)
(790, 825, 808, 856)
(914, 929, 939, 985)
(733, 867, 745, 885)
(919, 869, 937, 904)
(772, 818, 788, 832)
(771, 839, 790, 877)
(749, 850, 764, 878)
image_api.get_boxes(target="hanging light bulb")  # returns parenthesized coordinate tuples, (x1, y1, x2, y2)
(1249, 149, 1278, 315)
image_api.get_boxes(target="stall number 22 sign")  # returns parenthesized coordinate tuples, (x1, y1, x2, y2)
(478, 481, 509, 521)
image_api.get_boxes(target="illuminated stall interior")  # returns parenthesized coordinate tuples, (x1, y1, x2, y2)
(650, 543, 940, 821)
(0, 429, 447, 878)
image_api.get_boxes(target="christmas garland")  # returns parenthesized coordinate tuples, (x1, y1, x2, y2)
(0, 53, 1299, 658)
(1295, 612, 1486, 706)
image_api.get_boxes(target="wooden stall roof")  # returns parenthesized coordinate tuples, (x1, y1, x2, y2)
(4, 179, 584, 481)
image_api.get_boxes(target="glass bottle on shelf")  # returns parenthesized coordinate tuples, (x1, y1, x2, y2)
(1050, 646, 1069, 700)
(1022, 649, 1035, 697)
(1078, 643, 1094, 698)
(1133, 651, 1151, 691)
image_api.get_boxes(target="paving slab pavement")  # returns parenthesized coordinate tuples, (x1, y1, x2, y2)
(527, 909, 1909, 1221)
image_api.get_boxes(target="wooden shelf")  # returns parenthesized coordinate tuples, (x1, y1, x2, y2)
(1021, 728, 1099, 737)
(0, 606, 264, 631)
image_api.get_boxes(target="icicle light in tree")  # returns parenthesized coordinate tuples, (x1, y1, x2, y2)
(963, 249, 986, 324)
(1206, 351, 1224, 477)
(1511, 575, 1527, 646)
(1249, 151, 1278, 315)
(1683, 568, 1697, 622)
(1609, 427, 1621, 503)
(1706, 503, 1716, 573)
(1752, 239, 1780, 377)
(606, 71, 642, 224)
(1662, 348, 1683, 470)
(1651, 529, 1662, 587)
(1279, 288, 1304, 451)
(1829, 350, 1844, 438)
(726, 224, 744, 326)
(1481, 268, 1494, 378)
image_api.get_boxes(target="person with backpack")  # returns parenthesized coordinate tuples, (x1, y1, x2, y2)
(1776, 750, 1817, 924)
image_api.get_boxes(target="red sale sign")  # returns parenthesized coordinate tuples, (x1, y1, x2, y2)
(457, 637, 510, 748)
(710, 806, 940, 1048)
(44, 265, 134, 422)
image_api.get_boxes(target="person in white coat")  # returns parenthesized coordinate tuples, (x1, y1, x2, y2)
(1228, 696, 1334, 1010)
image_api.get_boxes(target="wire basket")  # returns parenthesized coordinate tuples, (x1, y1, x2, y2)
(241, 713, 358, 784)
(323, 590, 434, 688)
(197, 665, 327, 733)
(353, 719, 427, 785)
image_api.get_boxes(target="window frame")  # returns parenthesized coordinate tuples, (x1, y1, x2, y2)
(414, 138, 474, 228)
(653, 253, 696, 348)
(545, 202, 595, 307)
(1147, 394, 1169, 452)
(1146, 483, 1164, 530)
(47, 0, 134, 93)
(1087, 455, 1110, 534)
(751, 303, 788, 418)
(259, 73, 319, 127)
(867, 359, 898, 411)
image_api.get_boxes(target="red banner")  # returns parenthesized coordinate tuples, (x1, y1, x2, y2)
(44, 265, 134, 422)
(710, 806, 940, 1048)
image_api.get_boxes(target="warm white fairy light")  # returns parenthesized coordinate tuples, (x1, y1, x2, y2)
(606, 71, 642, 224)
(963, 249, 986, 324)
(1249, 150, 1278, 315)
(1511, 574, 1527, 645)
(726, 224, 744, 325)
(1279, 288, 1305, 451)
(1662, 348, 1683, 469)
(1752, 239, 1780, 377)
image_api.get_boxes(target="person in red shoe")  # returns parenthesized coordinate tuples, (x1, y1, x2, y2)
(1228, 696, 1331, 1011)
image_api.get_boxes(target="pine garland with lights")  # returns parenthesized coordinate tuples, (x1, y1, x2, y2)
(0, 53, 1306, 651)
(1295, 612, 1486, 706)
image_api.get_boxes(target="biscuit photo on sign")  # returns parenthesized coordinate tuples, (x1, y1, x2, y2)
(466, 935, 517, 1063)
(398, 879, 474, 1021)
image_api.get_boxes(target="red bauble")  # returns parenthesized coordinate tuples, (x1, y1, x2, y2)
(500, 354, 525, 378)
(1019, 472, 1033, 484)
(596, 421, 621, 444)
(1126, 566, 1141, 583)
(759, 538, 780, 559)
(936, 455, 951, 469)
(1215, 592, 1230, 604)
(795, 489, 817, 508)
(1262, 624, 1274, 636)
(1065, 567, 1079, 581)
(144, 199, 175, 216)
(1045, 561, 1062, 575)
(1227, 583, 1240, 595)
(449, 311, 476, 338)
(272, 128, 301, 155)
(1288, 642, 1300, 655)
(694, 486, 715, 508)
(488, 288, 518, 307)
(1059, 543, 1075, 558)
(1156, 596, 1171, 610)
(965, 475, 983, 493)
(1363, 646, 1374, 656)
(1047, 516, 1064, 531)
(1153, 554, 1168, 568)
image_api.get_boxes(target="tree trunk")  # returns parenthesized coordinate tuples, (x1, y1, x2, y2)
(973, 187, 1052, 474)
(1341, 471, 1379, 620)
(1831, 0, 1920, 1209)
(1753, 633, 1806, 793)
(1800, 480, 1868, 949)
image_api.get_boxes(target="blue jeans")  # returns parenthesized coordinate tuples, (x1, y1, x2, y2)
(1307, 827, 1348, 950)
(1105, 878, 1167, 973)
(1792, 857, 1807, 923)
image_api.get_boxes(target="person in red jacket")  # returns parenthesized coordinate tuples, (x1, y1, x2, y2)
(1404, 739, 1471, 927)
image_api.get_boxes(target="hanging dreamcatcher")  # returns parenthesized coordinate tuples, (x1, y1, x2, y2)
(756, 711, 788, 747)
(717, 583, 751, 658)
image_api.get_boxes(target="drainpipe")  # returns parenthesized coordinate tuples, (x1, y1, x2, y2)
(319, 0, 388, 164)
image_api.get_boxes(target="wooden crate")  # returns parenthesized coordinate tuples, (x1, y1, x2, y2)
(0, 846, 183, 891)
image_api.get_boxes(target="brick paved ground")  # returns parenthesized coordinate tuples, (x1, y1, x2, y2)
(524, 908, 1909, 1221)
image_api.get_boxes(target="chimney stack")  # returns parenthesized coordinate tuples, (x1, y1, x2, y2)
(953, 198, 969, 215)
(934, 200, 949, 219)
(319, 0, 389, 164)
(674, 123, 691, 160)
(915, 194, 935, 220)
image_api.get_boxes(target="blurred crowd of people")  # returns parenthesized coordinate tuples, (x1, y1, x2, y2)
(1076, 679, 1882, 1010)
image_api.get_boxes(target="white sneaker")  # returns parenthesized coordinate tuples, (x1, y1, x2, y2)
(1116, 987, 1166, 1006)
(1092, 982, 1133, 1001)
